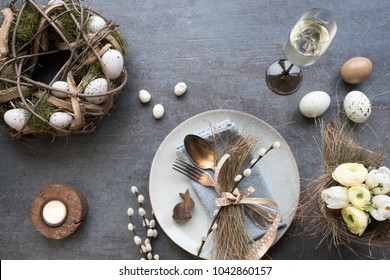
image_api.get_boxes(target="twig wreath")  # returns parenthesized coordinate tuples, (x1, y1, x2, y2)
(0, 0, 127, 139)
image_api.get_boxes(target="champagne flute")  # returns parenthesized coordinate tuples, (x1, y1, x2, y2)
(266, 8, 337, 95)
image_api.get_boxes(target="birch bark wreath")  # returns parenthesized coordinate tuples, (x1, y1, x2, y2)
(0, 0, 127, 139)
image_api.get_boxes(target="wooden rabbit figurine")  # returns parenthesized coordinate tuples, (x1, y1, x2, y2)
(172, 189, 194, 221)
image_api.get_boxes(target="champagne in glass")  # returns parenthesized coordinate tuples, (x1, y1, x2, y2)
(266, 8, 337, 95)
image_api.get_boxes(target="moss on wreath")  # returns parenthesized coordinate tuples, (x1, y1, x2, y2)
(9, 2, 40, 54)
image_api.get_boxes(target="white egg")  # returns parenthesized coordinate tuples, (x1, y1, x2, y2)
(153, 104, 164, 119)
(48, 0, 64, 5)
(174, 82, 187, 96)
(4, 108, 30, 131)
(84, 78, 108, 104)
(102, 49, 124, 80)
(87, 15, 107, 34)
(343, 90, 371, 123)
(299, 91, 331, 118)
(49, 112, 73, 129)
(51, 81, 69, 98)
(139, 89, 151, 103)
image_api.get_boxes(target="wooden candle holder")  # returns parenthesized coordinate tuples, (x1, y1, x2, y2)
(30, 183, 88, 240)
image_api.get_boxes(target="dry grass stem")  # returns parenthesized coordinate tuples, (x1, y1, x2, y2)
(296, 118, 389, 253)
(212, 133, 258, 259)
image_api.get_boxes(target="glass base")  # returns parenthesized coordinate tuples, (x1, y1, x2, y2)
(266, 59, 302, 95)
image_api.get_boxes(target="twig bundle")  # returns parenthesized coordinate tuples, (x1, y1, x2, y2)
(297, 118, 389, 250)
(0, 0, 127, 139)
(212, 134, 257, 259)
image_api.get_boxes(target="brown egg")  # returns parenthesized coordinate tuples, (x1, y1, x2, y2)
(341, 57, 373, 84)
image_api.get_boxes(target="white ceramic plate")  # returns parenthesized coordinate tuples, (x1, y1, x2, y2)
(149, 109, 300, 259)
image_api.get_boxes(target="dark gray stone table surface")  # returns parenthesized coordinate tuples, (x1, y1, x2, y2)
(1, 0, 389, 260)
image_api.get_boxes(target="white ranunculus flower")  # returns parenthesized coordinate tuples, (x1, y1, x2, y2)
(341, 206, 369, 236)
(365, 167, 390, 195)
(369, 195, 390, 221)
(332, 163, 368, 187)
(321, 186, 350, 209)
(347, 184, 372, 210)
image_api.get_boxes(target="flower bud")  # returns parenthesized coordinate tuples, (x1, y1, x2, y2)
(138, 207, 146, 217)
(154, 254, 160, 260)
(149, 219, 156, 228)
(332, 163, 368, 187)
(250, 158, 257, 165)
(128, 223, 135, 231)
(234, 175, 242, 182)
(365, 167, 390, 195)
(341, 206, 369, 236)
(348, 185, 371, 210)
(369, 195, 390, 221)
(146, 244, 152, 252)
(321, 186, 349, 209)
(147, 229, 154, 237)
(243, 168, 251, 177)
(127, 207, 134, 217)
(258, 148, 267, 157)
(131, 186, 138, 194)
(134, 236, 142, 245)
(272, 141, 281, 149)
(138, 195, 145, 204)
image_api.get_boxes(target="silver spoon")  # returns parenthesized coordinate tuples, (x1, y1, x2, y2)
(184, 134, 217, 171)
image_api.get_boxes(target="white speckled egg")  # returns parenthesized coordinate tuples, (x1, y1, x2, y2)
(87, 15, 107, 34)
(102, 49, 124, 80)
(51, 81, 69, 98)
(48, 0, 64, 5)
(4, 108, 30, 131)
(299, 91, 331, 118)
(49, 112, 73, 129)
(153, 104, 164, 119)
(84, 78, 108, 104)
(343, 90, 371, 123)
(139, 89, 151, 103)
(174, 82, 187, 96)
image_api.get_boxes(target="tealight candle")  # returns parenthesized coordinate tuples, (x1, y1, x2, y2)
(41, 199, 67, 227)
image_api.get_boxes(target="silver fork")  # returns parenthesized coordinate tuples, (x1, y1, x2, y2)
(172, 159, 217, 188)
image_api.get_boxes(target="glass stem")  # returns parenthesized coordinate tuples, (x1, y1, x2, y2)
(282, 63, 295, 77)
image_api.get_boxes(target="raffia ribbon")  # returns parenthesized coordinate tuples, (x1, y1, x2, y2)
(214, 187, 282, 260)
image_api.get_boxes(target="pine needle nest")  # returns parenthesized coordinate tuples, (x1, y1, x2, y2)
(0, 0, 127, 139)
(297, 118, 389, 252)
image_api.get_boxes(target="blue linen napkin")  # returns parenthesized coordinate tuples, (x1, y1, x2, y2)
(176, 119, 285, 240)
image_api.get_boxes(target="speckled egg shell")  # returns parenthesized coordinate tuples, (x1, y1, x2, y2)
(174, 82, 187, 96)
(51, 81, 69, 98)
(4, 108, 30, 131)
(87, 15, 107, 34)
(49, 112, 73, 129)
(153, 104, 164, 119)
(341, 57, 373, 84)
(343, 90, 371, 123)
(299, 91, 331, 118)
(84, 78, 108, 104)
(102, 49, 124, 80)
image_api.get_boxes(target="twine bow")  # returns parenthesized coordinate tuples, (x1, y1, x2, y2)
(215, 186, 257, 206)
